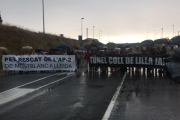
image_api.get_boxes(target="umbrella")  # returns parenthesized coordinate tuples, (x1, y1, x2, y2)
(57, 43, 71, 50)
(0, 47, 7, 50)
(49, 47, 60, 52)
(153, 38, 169, 44)
(171, 36, 180, 42)
(122, 43, 138, 48)
(35, 49, 44, 52)
(141, 40, 153, 44)
(22, 46, 33, 49)
(170, 36, 180, 45)
(116, 44, 125, 48)
(140, 43, 154, 46)
(91, 42, 104, 47)
(106, 42, 116, 47)
(81, 47, 90, 51)
(83, 43, 92, 49)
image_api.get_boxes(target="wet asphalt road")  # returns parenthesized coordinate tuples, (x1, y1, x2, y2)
(1, 69, 180, 120)
(0, 71, 123, 120)
(109, 75, 180, 120)
(0, 73, 60, 92)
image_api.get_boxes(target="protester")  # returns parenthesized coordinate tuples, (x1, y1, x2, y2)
(85, 50, 90, 72)
(128, 48, 134, 55)
(160, 46, 167, 55)
(76, 52, 81, 70)
(120, 48, 127, 73)
(156, 46, 161, 55)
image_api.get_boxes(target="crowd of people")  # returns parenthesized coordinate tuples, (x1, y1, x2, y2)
(1, 45, 178, 74)
(84, 46, 178, 74)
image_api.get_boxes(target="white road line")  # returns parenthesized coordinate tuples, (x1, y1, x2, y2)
(0, 88, 35, 105)
(0, 73, 65, 94)
(102, 72, 127, 120)
(0, 72, 76, 106)
(35, 73, 76, 90)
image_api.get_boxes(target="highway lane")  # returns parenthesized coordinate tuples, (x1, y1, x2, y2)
(109, 75, 180, 120)
(0, 71, 123, 120)
(0, 73, 63, 92)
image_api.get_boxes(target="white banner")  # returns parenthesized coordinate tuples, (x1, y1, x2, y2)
(2, 55, 76, 71)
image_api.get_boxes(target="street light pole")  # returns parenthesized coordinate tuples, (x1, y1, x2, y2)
(173, 25, 174, 37)
(93, 26, 95, 39)
(42, 0, 46, 51)
(99, 29, 100, 41)
(162, 28, 163, 38)
(101, 31, 102, 42)
(81, 18, 84, 38)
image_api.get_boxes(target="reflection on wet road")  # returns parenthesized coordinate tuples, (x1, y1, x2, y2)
(0, 69, 180, 120)
(109, 76, 180, 120)
(0, 71, 123, 120)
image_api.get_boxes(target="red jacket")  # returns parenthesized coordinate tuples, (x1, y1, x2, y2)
(85, 52, 90, 61)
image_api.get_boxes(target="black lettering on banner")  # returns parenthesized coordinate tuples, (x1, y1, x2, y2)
(49, 64, 53, 68)
(9, 57, 13, 62)
(38, 57, 42, 62)
(5, 57, 8, 62)
(18, 58, 22, 62)
(68, 57, 71, 62)
(5, 64, 13, 68)
(5, 64, 9, 68)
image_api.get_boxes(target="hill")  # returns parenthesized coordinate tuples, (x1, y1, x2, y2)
(0, 23, 96, 54)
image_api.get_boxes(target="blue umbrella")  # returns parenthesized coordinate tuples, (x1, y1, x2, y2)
(153, 38, 169, 44)
(81, 47, 90, 51)
(57, 43, 71, 50)
(141, 40, 153, 44)
(171, 36, 180, 45)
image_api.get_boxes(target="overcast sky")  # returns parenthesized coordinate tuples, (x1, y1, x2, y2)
(1, 0, 180, 43)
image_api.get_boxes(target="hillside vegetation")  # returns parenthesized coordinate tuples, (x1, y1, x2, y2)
(0, 23, 94, 54)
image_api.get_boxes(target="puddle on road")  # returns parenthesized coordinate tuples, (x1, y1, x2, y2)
(73, 102, 84, 108)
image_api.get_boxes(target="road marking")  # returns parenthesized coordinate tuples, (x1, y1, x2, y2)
(35, 73, 76, 90)
(0, 72, 76, 106)
(0, 73, 65, 94)
(0, 88, 35, 105)
(102, 72, 127, 120)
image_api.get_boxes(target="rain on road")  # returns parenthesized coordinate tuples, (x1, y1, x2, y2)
(0, 68, 180, 120)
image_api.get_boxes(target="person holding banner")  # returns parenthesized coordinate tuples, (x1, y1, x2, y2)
(120, 48, 127, 73)
(85, 50, 90, 72)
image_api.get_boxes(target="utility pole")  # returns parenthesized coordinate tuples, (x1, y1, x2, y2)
(173, 25, 174, 37)
(42, 0, 46, 51)
(86, 28, 88, 38)
(93, 26, 95, 39)
(162, 28, 163, 38)
(81, 18, 84, 38)
(99, 29, 100, 41)
(101, 31, 102, 42)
